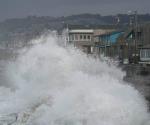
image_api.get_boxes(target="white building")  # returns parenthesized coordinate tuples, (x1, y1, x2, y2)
(68, 29, 94, 54)
(67, 29, 116, 54)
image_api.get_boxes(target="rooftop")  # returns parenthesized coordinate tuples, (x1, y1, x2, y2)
(69, 29, 94, 33)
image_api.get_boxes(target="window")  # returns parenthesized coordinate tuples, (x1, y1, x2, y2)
(148, 50, 150, 58)
(88, 35, 91, 40)
(140, 49, 150, 59)
(69, 35, 72, 41)
(80, 35, 83, 40)
(84, 35, 86, 40)
(75, 34, 78, 40)
(72, 34, 74, 40)
(70, 34, 75, 41)
(146, 49, 150, 58)
(141, 50, 145, 58)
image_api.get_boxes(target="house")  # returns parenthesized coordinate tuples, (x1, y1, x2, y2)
(117, 29, 135, 64)
(139, 44, 150, 65)
(68, 29, 94, 54)
(67, 28, 116, 54)
(117, 23, 150, 64)
(94, 31, 123, 57)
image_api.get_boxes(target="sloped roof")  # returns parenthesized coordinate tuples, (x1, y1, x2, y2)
(123, 28, 133, 38)
(93, 29, 116, 36)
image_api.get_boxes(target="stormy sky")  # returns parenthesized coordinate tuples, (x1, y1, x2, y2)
(0, 0, 149, 21)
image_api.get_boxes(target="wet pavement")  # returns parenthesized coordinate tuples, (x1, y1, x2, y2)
(122, 64, 150, 110)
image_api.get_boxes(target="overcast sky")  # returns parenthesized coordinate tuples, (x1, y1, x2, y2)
(0, 0, 150, 21)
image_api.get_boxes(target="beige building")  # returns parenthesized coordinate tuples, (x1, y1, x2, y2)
(68, 29, 115, 54)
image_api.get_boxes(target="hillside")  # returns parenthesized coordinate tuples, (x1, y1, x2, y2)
(0, 13, 150, 48)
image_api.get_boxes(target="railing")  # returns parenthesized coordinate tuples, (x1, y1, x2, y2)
(0, 113, 17, 125)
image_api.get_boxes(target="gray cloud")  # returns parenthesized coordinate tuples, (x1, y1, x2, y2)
(0, 0, 149, 21)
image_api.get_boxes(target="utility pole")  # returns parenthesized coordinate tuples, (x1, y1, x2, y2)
(134, 10, 138, 63)
(128, 10, 138, 63)
(104, 33, 108, 57)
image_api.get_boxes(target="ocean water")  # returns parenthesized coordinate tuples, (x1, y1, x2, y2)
(0, 32, 149, 125)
